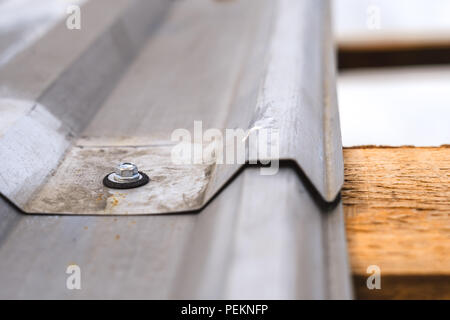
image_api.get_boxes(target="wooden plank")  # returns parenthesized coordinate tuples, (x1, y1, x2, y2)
(343, 146, 450, 299)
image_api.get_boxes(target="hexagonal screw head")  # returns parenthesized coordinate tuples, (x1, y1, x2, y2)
(111, 162, 141, 183)
(115, 162, 138, 178)
(104, 161, 149, 188)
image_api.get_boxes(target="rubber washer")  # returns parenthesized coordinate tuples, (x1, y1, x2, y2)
(103, 172, 150, 189)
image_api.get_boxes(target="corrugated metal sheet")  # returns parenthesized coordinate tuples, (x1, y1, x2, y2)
(0, 0, 352, 298)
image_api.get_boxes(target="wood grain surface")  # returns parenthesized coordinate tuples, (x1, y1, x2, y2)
(342, 146, 450, 299)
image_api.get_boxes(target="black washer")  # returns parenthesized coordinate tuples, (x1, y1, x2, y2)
(103, 172, 150, 189)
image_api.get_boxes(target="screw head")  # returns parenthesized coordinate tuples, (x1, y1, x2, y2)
(103, 162, 150, 189)
(112, 162, 140, 183)
(115, 162, 138, 178)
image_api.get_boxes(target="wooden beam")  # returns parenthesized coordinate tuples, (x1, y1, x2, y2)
(343, 146, 450, 299)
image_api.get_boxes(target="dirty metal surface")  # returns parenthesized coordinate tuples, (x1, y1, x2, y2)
(0, 167, 352, 299)
(0, 0, 352, 299)
(26, 143, 213, 214)
(0, 0, 343, 215)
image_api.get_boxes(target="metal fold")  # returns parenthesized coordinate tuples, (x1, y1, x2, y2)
(0, 0, 343, 215)
(0, 0, 352, 300)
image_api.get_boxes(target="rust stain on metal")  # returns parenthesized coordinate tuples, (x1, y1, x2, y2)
(24, 138, 214, 214)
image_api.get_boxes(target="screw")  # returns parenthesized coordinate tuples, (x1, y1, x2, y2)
(103, 162, 150, 189)
(112, 162, 141, 183)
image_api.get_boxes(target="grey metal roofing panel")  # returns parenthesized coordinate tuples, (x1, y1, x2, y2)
(0, 168, 351, 299)
(0, 0, 352, 299)
(1, 0, 342, 215)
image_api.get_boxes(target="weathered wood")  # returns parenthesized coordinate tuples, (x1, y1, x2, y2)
(352, 275, 450, 300)
(343, 146, 450, 299)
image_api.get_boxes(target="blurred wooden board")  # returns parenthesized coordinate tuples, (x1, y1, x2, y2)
(343, 146, 450, 299)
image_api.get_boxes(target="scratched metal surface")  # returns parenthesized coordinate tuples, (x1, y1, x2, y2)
(0, 0, 343, 215)
(0, 0, 352, 298)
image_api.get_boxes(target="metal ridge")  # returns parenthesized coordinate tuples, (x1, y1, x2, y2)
(0, 0, 352, 300)
(0, 0, 343, 215)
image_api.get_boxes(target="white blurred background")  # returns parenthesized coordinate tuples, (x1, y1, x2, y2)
(334, 0, 450, 146)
